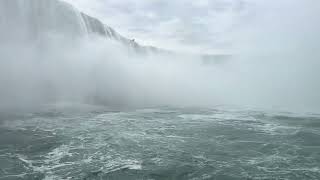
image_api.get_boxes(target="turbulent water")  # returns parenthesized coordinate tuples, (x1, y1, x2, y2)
(1, 105, 319, 180)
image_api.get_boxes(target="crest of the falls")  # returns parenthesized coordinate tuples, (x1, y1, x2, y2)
(0, 0, 162, 54)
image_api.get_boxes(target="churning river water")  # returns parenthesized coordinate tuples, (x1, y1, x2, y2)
(0, 104, 319, 180)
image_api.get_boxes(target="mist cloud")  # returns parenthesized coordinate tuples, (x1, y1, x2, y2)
(1, 0, 320, 113)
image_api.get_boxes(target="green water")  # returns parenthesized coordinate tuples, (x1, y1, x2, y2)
(0, 105, 319, 180)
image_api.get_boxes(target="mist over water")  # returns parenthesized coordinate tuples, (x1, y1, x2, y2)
(0, 0, 320, 112)
(0, 39, 217, 111)
(228, 0, 320, 111)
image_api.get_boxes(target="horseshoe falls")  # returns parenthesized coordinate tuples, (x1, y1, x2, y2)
(0, 0, 319, 180)
(0, 0, 161, 54)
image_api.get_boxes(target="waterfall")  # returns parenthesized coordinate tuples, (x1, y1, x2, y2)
(0, 0, 89, 41)
(0, 0, 163, 55)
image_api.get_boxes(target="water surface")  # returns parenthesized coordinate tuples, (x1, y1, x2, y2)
(0, 105, 319, 179)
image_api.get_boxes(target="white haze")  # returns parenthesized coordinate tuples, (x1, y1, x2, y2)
(0, 36, 218, 110)
(227, 0, 320, 112)
(0, 0, 319, 113)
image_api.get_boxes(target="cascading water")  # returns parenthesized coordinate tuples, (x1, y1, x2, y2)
(0, 0, 160, 55)
(0, 0, 88, 41)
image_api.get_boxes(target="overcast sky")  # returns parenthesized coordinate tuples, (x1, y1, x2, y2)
(63, 0, 256, 54)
